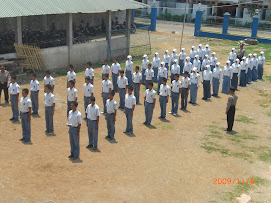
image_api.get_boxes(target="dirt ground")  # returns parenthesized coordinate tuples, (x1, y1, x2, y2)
(1, 26, 271, 202)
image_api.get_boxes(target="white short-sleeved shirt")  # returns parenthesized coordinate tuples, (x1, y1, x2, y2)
(171, 65, 180, 75)
(44, 76, 55, 86)
(67, 87, 78, 102)
(9, 82, 20, 95)
(85, 68, 94, 79)
(30, 80, 40, 91)
(68, 110, 82, 127)
(102, 80, 112, 93)
(181, 77, 191, 88)
(125, 61, 133, 72)
(86, 103, 100, 120)
(159, 84, 170, 96)
(102, 65, 111, 74)
(158, 67, 167, 78)
(106, 99, 118, 114)
(20, 96, 32, 113)
(171, 80, 181, 93)
(125, 94, 136, 109)
(190, 73, 200, 87)
(67, 71, 76, 81)
(117, 76, 128, 89)
(132, 72, 142, 83)
(111, 63, 121, 74)
(145, 69, 154, 80)
(83, 83, 94, 97)
(44, 92, 55, 107)
(144, 89, 156, 103)
(142, 60, 149, 70)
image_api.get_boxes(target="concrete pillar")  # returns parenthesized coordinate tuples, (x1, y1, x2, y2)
(106, 10, 112, 59)
(67, 13, 73, 65)
(132, 9, 135, 23)
(42, 15, 47, 31)
(150, 6, 157, 31)
(251, 15, 259, 38)
(126, 9, 132, 56)
(222, 12, 230, 35)
(15, 16, 22, 44)
(194, 10, 203, 37)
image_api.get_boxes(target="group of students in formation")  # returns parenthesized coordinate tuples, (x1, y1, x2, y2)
(5, 44, 266, 160)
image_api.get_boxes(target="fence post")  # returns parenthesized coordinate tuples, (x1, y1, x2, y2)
(194, 10, 203, 37)
(132, 9, 135, 23)
(222, 12, 230, 35)
(150, 6, 157, 31)
(251, 15, 259, 38)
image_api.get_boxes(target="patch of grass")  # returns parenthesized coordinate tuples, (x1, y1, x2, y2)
(230, 152, 251, 158)
(268, 111, 271, 117)
(227, 130, 258, 143)
(201, 142, 230, 156)
(258, 151, 271, 163)
(235, 115, 254, 124)
(265, 76, 271, 83)
(153, 123, 173, 130)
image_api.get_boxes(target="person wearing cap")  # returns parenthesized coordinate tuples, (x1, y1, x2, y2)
(44, 70, 55, 93)
(193, 55, 201, 73)
(246, 54, 253, 83)
(163, 50, 170, 77)
(228, 48, 237, 65)
(252, 53, 258, 81)
(125, 55, 133, 86)
(210, 53, 217, 72)
(111, 59, 121, 92)
(9, 75, 20, 121)
(83, 76, 94, 119)
(0, 66, 11, 103)
(258, 51, 265, 80)
(237, 43, 246, 61)
(157, 62, 167, 95)
(239, 57, 248, 87)
(189, 67, 200, 104)
(212, 62, 222, 97)
(145, 63, 154, 89)
(202, 65, 212, 100)
(204, 44, 211, 59)
(183, 57, 192, 76)
(201, 55, 210, 72)
(159, 78, 170, 119)
(143, 82, 156, 126)
(179, 48, 186, 76)
(180, 71, 191, 110)
(85, 62, 94, 85)
(197, 44, 204, 65)
(142, 54, 149, 85)
(102, 59, 110, 81)
(132, 66, 142, 104)
(152, 52, 161, 83)
(189, 46, 196, 63)
(30, 73, 40, 115)
(170, 74, 181, 115)
(171, 59, 180, 83)
(105, 91, 117, 140)
(231, 59, 240, 89)
(225, 87, 238, 132)
(222, 61, 233, 94)
(117, 70, 128, 109)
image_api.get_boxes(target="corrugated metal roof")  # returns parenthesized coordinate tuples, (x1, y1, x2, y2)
(0, 0, 148, 18)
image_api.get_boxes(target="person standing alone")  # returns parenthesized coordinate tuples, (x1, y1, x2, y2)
(225, 87, 238, 132)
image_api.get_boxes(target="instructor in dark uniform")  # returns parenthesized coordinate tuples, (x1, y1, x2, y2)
(225, 87, 238, 132)
(0, 66, 11, 103)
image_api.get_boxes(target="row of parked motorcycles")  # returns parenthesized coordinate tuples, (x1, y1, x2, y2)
(0, 17, 137, 54)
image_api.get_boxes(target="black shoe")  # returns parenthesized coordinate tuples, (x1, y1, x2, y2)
(93, 147, 98, 150)
(45, 130, 49, 133)
(19, 138, 25, 141)
(73, 157, 78, 160)
(188, 101, 192, 104)
(10, 117, 14, 121)
(68, 154, 74, 158)
(105, 135, 110, 139)
(86, 145, 91, 148)
(13, 119, 19, 122)
(123, 131, 127, 133)
(5, 101, 9, 103)
(23, 140, 30, 143)
(143, 122, 147, 124)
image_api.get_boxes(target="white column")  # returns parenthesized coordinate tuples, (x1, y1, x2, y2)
(15, 17, 22, 44)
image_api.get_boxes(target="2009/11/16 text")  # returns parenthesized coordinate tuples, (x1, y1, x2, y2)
(213, 178, 255, 185)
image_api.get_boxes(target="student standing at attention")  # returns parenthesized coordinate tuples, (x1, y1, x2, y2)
(101, 74, 112, 114)
(141, 54, 149, 85)
(85, 62, 94, 85)
(83, 76, 94, 119)
(105, 91, 118, 140)
(124, 86, 136, 135)
(86, 97, 100, 150)
(157, 62, 167, 95)
(44, 84, 55, 135)
(180, 71, 191, 110)
(44, 70, 55, 93)
(170, 74, 181, 116)
(222, 61, 233, 94)
(9, 75, 20, 122)
(202, 65, 212, 100)
(67, 101, 82, 160)
(144, 63, 154, 89)
(159, 78, 170, 119)
(231, 59, 240, 90)
(163, 50, 170, 76)
(189, 67, 200, 104)
(67, 65, 76, 87)
(212, 62, 222, 97)
(171, 59, 180, 83)
(258, 51, 265, 80)
(252, 53, 258, 81)
(67, 80, 78, 118)
(20, 88, 32, 143)
(30, 73, 39, 115)
(117, 70, 128, 109)
(125, 55, 133, 86)
(143, 82, 156, 126)
(102, 59, 110, 80)
(225, 87, 238, 132)
(111, 59, 121, 92)
(132, 66, 142, 104)
(179, 48, 186, 75)
(152, 52, 161, 83)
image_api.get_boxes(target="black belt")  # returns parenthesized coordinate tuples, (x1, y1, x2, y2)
(160, 95, 167, 97)
(172, 92, 179, 94)
(21, 112, 29, 114)
(133, 83, 140, 84)
(119, 88, 126, 89)
(107, 113, 115, 115)
(70, 126, 78, 128)
(146, 102, 153, 104)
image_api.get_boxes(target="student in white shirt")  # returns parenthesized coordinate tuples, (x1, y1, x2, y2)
(67, 80, 78, 117)
(193, 55, 201, 73)
(204, 44, 211, 59)
(19, 88, 32, 142)
(239, 57, 248, 87)
(67, 64, 76, 87)
(159, 78, 170, 119)
(111, 59, 121, 91)
(231, 59, 240, 90)
(125, 55, 133, 86)
(246, 54, 253, 83)
(157, 62, 167, 95)
(124, 86, 136, 135)
(67, 101, 82, 159)
(228, 48, 237, 65)
(152, 52, 161, 83)
(9, 75, 20, 121)
(189, 67, 200, 104)
(183, 57, 192, 76)
(144, 82, 156, 126)
(179, 48, 186, 75)
(210, 52, 218, 72)
(202, 55, 210, 72)
(189, 46, 196, 63)
(145, 63, 154, 89)
(258, 51, 265, 80)
(142, 54, 149, 85)
(170, 74, 181, 116)
(101, 74, 112, 114)
(171, 59, 180, 83)
(221, 61, 233, 94)
(44, 70, 55, 93)
(102, 59, 110, 80)
(105, 91, 118, 139)
(197, 44, 204, 64)
(86, 97, 100, 150)
(85, 62, 94, 85)
(163, 50, 170, 75)
(180, 71, 191, 110)
(132, 66, 142, 104)
(252, 53, 258, 81)
(44, 84, 55, 134)
(202, 65, 212, 100)
(212, 62, 222, 97)
(83, 76, 94, 119)
(171, 49, 178, 68)
(30, 73, 39, 115)
(117, 69, 128, 109)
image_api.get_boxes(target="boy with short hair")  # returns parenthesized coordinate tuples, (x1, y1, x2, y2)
(170, 74, 181, 116)
(30, 73, 39, 115)
(102, 59, 110, 80)
(226, 87, 238, 132)
(143, 82, 156, 126)
(9, 75, 20, 121)
(180, 71, 191, 110)
(44, 70, 55, 93)
(67, 64, 76, 87)
(144, 63, 154, 89)
(67, 80, 78, 118)
(117, 70, 128, 109)
(106, 91, 118, 139)
(111, 59, 121, 91)
(83, 76, 94, 119)
(132, 66, 142, 104)
(85, 62, 94, 85)
(124, 86, 136, 135)
(19, 88, 32, 142)
(159, 78, 170, 119)
(101, 74, 112, 114)
(44, 85, 55, 134)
